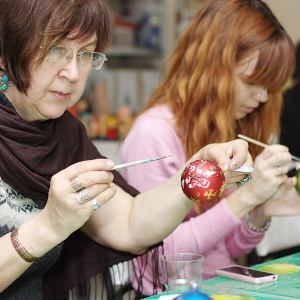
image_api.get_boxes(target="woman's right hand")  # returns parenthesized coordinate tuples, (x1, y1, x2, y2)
(0, 159, 117, 292)
(226, 145, 292, 219)
(241, 145, 292, 204)
(29, 159, 117, 256)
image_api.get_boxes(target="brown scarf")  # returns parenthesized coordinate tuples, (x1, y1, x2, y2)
(0, 93, 162, 299)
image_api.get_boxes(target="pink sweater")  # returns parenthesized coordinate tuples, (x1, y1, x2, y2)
(122, 105, 264, 296)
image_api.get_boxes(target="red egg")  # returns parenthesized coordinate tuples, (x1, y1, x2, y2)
(181, 159, 225, 203)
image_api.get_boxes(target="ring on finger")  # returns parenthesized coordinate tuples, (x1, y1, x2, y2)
(90, 198, 101, 211)
(237, 174, 252, 187)
(76, 188, 93, 204)
(70, 176, 83, 192)
(278, 166, 283, 176)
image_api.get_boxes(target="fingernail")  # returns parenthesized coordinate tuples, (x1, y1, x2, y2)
(230, 160, 237, 167)
(106, 160, 114, 167)
(229, 160, 240, 170)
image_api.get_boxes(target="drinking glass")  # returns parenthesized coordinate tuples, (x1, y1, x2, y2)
(160, 253, 204, 294)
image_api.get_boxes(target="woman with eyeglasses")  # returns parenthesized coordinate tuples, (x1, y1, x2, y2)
(122, 0, 300, 296)
(0, 0, 253, 299)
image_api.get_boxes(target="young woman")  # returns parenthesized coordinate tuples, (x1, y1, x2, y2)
(122, 0, 299, 296)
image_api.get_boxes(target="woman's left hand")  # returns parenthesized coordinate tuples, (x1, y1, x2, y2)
(195, 139, 253, 187)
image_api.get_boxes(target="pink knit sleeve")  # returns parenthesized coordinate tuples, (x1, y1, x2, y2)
(224, 218, 264, 258)
(121, 106, 185, 192)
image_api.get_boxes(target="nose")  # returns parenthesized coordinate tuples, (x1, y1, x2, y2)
(253, 88, 268, 102)
(59, 54, 80, 82)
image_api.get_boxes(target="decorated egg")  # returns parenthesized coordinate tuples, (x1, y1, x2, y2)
(181, 159, 225, 203)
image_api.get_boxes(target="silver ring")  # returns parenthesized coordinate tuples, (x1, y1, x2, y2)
(90, 198, 101, 211)
(76, 188, 93, 204)
(70, 176, 83, 192)
(237, 174, 252, 187)
(278, 166, 283, 176)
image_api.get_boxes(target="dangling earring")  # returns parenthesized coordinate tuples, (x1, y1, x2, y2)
(0, 73, 10, 92)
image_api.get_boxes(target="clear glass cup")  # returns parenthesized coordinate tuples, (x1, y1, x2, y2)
(160, 253, 204, 294)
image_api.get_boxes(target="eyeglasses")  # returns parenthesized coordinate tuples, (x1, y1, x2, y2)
(44, 45, 107, 70)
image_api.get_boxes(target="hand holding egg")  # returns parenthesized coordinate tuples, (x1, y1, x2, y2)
(181, 160, 225, 203)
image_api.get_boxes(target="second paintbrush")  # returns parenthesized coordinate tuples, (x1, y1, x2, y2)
(238, 134, 300, 163)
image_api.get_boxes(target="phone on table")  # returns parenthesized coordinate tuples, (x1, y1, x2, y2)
(215, 265, 278, 284)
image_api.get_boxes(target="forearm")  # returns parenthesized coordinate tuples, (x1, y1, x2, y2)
(131, 169, 194, 245)
(0, 232, 31, 292)
(85, 167, 193, 254)
(0, 215, 64, 292)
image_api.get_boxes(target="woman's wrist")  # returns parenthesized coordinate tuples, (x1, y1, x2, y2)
(11, 229, 37, 263)
(17, 215, 67, 259)
(245, 212, 271, 232)
(246, 208, 271, 232)
(226, 186, 258, 219)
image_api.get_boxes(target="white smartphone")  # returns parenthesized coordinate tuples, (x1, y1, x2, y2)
(215, 265, 278, 284)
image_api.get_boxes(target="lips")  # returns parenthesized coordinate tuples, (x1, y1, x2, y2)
(242, 106, 256, 113)
(52, 91, 69, 100)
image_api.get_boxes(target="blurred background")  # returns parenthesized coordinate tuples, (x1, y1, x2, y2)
(69, 0, 300, 162)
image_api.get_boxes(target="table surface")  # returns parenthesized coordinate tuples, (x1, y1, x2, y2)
(143, 252, 300, 300)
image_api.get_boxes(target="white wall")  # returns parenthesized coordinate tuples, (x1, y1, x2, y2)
(264, 0, 300, 44)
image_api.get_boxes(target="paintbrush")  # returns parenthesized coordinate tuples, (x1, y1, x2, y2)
(112, 155, 173, 170)
(238, 134, 300, 163)
(113, 154, 253, 173)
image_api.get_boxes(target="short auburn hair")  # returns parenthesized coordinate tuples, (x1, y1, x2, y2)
(0, 0, 112, 93)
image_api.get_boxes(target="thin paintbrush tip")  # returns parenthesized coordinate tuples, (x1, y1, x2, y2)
(152, 155, 173, 161)
(112, 154, 173, 170)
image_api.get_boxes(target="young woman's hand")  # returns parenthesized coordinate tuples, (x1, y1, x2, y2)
(238, 145, 291, 204)
(194, 139, 253, 187)
(226, 145, 292, 220)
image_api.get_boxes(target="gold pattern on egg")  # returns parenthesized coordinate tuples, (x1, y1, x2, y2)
(220, 181, 225, 195)
(204, 189, 217, 200)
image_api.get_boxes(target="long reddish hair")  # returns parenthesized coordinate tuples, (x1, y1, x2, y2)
(135, 0, 295, 160)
